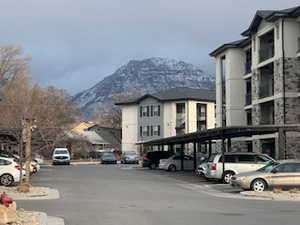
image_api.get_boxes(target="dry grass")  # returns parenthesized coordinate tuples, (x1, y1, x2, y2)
(272, 188, 283, 193)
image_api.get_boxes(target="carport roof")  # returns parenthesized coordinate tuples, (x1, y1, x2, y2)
(138, 125, 300, 146)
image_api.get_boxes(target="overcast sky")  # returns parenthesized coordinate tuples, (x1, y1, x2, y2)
(1, 0, 299, 94)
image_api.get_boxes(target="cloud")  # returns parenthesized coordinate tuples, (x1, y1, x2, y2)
(1, 0, 299, 93)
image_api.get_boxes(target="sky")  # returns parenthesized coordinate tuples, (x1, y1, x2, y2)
(1, 0, 299, 94)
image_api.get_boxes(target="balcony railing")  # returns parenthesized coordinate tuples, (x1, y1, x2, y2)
(259, 44, 274, 62)
(245, 61, 252, 74)
(245, 93, 252, 106)
(297, 37, 300, 53)
(259, 84, 274, 99)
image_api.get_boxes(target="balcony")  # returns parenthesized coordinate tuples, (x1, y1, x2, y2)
(245, 61, 252, 74)
(259, 44, 274, 63)
(245, 93, 252, 106)
(259, 83, 274, 99)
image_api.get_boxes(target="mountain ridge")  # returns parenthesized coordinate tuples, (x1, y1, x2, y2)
(73, 57, 215, 117)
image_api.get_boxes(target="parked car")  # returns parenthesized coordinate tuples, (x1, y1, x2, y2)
(159, 155, 197, 171)
(52, 148, 71, 165)
(196, 156, 212, 176)
(205, 152, 275, 184)
(22, 161, 40, 174)
(121, 152, 139, 164)
(0, 157, 23, 186)
(142, 151, 174, 169)
(31, 160, 40, 173)
(88, 151, 103, 159)
(0, 151, 18, 160)
(231, 160, 300, 192)
(101, 153, 117, 164)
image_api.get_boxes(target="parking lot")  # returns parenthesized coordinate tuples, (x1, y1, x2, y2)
(18, 163, 300, 225)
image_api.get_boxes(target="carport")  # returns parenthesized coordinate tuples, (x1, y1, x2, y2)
(139, 125, 300, 172)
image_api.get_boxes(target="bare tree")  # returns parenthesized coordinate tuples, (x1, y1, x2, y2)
(0, 45, 30, 87)
(92, 91, 142, 129)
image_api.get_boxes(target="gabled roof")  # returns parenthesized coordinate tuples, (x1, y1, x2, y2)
(88, 125, 121, 150)
(115, 87, 216, 105)
(209, 38, 251, 57)
(242, 6, 300, 36)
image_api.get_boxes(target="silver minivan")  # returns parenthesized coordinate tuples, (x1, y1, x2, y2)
(205, 152, 274, 183)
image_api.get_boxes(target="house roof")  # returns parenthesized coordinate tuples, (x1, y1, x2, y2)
(88, 125, 121, 150)
(241, 6, 300, 36)
(71, 122, 95, 132)
(209, 38, 251, 57)
(77, 131, 108, 145)
(115, 87, 216, 105)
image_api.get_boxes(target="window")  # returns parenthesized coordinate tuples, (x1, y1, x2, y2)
(153, 125, 160, 136)
(140, 126, 142, 137)
(153, 105, 160, 116)
(150, 106, 153, 117)
(142, 126, 149, 137)
(238, 155, 255, 163)
(274, 163, 299, 173)
(0, 159, 11, 166)
(256, 155, 272, 163)
(142, 106, 148, 117)
(150, 126, 153, 136)
(176, 103, 185, 114)
(219, 155, 237, 163)
(140, 106, 142, 117)
(197, 103, 207, 131)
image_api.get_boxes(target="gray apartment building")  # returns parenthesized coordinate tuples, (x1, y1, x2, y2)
(210, 6, 300, 159)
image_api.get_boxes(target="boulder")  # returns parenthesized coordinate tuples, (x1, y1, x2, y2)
(0, 205, 17, 225)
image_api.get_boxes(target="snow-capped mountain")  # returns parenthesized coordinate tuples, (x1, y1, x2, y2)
(73, 57, 215, 117)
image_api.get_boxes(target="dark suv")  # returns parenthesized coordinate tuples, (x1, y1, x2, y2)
(142, 151, 174, 169)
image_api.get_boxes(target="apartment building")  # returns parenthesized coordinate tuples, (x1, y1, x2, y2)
(210, 6, 300, 159)
(116, 87, 216, 153)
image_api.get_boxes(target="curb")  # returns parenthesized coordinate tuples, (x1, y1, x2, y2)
(37, 212, 65, 225)
(12, 188, 60, 200)
(47, 216, 65, 225)
(39, 212, 48, 225)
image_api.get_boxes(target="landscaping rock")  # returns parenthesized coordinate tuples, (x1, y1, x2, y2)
(0, 205, 17, 225)
(17, 184, 30, 193)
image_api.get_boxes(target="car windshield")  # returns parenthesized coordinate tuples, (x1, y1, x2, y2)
(55, 150, 68, 155)
(257, 161, 280, 172)
(103, 153, 115, 158)
(125, 152, 136, 156)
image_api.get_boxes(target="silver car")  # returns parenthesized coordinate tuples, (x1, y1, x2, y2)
(121, 152, 139, 164)
(231, 161, 300, 192)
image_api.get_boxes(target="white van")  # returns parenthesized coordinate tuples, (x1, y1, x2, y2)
(52, 148, 70, 165)
(205, 152, 275, 184)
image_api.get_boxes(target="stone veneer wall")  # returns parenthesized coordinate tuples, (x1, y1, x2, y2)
(285, 132, 300, 159)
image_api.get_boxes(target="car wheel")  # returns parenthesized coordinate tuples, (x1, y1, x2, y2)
(0, 174, 14, 186)
(222, 171, 235, 184)
(149, 163, 157, 170)
(251, 179, 267, 192)
(168, 165, 176, 172)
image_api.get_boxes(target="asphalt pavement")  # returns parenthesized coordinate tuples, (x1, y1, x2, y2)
(18, 164, 300, 225)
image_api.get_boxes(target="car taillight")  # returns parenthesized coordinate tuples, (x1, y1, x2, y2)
(15, 165, 21, 170)
(143, 157, 149, 161)
(211, 163, 217, 170)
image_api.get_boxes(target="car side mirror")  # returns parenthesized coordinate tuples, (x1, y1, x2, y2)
(271, 169, 278, 174)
